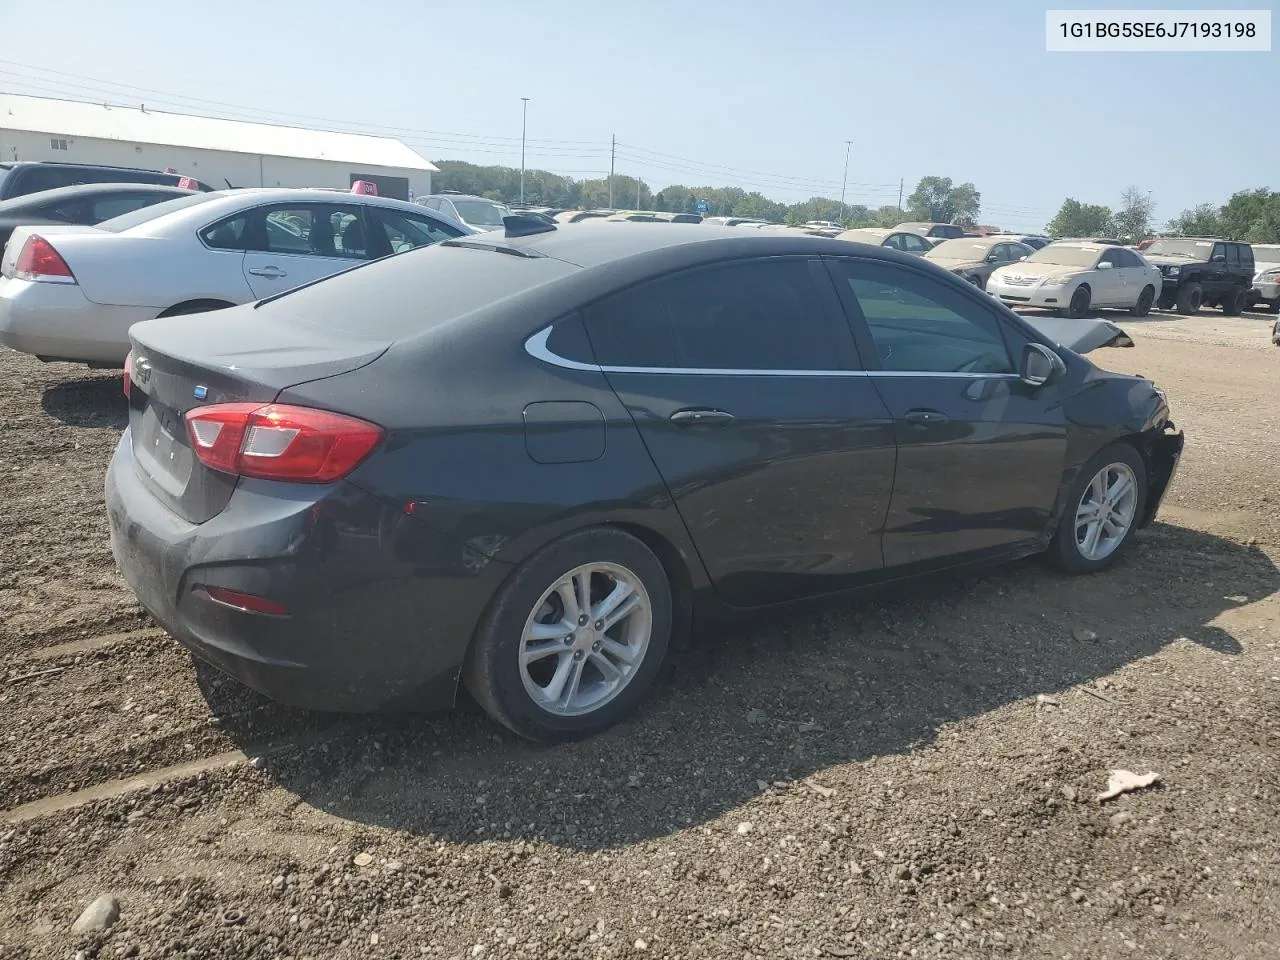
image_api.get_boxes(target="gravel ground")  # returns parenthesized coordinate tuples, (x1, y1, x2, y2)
(1, 309, 1279, 960)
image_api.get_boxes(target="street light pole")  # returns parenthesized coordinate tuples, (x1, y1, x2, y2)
(839, 140, 852, 223)
(520, 97, 530, 204)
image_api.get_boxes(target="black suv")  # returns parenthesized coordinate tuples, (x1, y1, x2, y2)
(1143, 237, 1255, 315)
(0, 161, 214, 203)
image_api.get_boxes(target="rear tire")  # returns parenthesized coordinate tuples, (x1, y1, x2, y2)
(462, 527, 673, 742)
(1175, 282, 1203, 315)
(1221, 288, 1247, 316)
(1129, 285, 1155, 317)
(1045, 443, 1148, 575)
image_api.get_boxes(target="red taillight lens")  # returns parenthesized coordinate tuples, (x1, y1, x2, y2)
(14, 235, 76, 282)
(185, 403, 383, 483)
(123, 353, 132, 399)
(200, 586, 288, 616)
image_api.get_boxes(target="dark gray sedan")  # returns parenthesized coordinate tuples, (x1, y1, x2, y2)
(106, 220, 1183, 741)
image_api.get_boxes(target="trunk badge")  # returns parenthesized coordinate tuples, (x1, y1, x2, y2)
(134, 357, 152, 385)
(193, 385, 208, 400)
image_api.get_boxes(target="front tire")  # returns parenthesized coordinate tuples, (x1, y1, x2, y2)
(1046, 443, 1148, 575)
(1130, 285, 1155, 317)
(1221, 288, 1247, 316)
(1175, 282, 1203, 315)
(1064, 285, 1091, 319)
(462, 527, 673, 742)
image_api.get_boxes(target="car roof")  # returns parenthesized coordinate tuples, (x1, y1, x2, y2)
(0, 181, 189, 212)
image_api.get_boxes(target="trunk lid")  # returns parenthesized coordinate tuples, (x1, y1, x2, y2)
(126, 304, 392, 523)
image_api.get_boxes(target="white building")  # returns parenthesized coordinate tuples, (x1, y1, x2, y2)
(0, 93, 437, 201)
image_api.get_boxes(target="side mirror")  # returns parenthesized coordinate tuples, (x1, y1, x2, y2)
(1020, 342, 1066, 387)
(1211, 254, 1226, 262)
(1097, 261, 1114, 269)
(1018, 255, 1028, 261)
(986, 254, 1000, 262)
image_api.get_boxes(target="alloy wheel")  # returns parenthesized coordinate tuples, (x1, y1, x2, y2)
(1074, 463, 1139, 562)
(518, 562, 653, 717)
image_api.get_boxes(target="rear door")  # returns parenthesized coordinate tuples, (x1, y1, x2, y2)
(581, 256, 897, 606)
(240, 202, 373, 299)
(824, 256, 1068, 571)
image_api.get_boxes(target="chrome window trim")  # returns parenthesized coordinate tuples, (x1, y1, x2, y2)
(524, 327, 1019, 380)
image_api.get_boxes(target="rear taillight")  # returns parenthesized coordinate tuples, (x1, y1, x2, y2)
(185, 403, 383, 483)
(199, 586, 288, 616)
(123, 353, 132, 399)
(14, 235, 76, 283)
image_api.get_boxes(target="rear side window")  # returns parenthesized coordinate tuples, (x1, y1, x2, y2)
(583, 258, 848, 371)
(1237, 244, 1254, 269)
(200, 214, 249, 250)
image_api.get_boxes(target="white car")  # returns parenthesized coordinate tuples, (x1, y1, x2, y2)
(1248, 243, 1280, 314)
(986, 242, 1162, 318)
(0, 188, 471, 367)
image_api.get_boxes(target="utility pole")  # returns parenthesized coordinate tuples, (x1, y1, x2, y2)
(608, 134, 616, 209)
(519, 97, 530, 203)
(897, 177, 904, 213)
(636, 176, 641, 209)
(839, 140, 852, 222)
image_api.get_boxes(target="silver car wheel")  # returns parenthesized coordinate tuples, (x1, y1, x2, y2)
(1074, 463, 1139, 562)
(518, 562, 652, 718)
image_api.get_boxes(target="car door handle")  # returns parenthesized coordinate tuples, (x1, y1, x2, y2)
(904, 409, 949, 425)
(247, 266, 287, 278)
(670, 408, 735, 425)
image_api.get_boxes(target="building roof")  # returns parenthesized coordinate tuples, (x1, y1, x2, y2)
(0, 93, 438, 173)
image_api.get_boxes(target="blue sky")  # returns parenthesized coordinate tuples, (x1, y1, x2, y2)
(1, 0, 1275, 231)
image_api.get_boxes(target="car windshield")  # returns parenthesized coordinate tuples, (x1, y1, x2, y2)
(928, 239, 995, 259)
(1144, 239, 1213, 258)
(1026, 246, 1102, 268)
(95, 191, 221, 232)
(452, 199, 510, 227)
(1248, 245, 1280, 264)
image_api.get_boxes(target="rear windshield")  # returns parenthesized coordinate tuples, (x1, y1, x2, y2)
(259, 240, 580, 340)
(96, 192, 223, 232)
(452, 199, 510, 228)
(1144, 239, 1213, 258)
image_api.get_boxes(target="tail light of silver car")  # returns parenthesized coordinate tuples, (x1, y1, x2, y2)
(184, 403, 384, 483)
(12, 235, 77, 284)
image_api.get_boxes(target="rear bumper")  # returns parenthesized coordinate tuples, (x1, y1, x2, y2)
(0, 276, 151, 365)
(105, 431, 510, 712)
(1139, 422, 1184, 528)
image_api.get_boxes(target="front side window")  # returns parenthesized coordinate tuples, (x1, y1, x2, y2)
(584, 259, 846, 371)
(1211, 243, 1226, 262)
(833, 260, 1014, 375)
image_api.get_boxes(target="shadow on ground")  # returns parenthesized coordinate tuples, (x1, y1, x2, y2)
(200, 522, 1275, 852)
(41, 374, 128, 429)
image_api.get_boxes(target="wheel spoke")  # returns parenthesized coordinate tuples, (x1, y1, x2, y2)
(592, 580, 634, 623)
(1081, 519, 1104, 558)
(528, 620, 571, 642)
(556, 581, 580, 623)
(573, 572, 591, 623)
(558, 658, 585, 709)
(1089, 471, 1107, 505)
(589, 651, 622, 683)
(541, 653, 576, 703)
(522, 642, 566, 667)
(601, 636, 638, 665)
(602, 593, 641, 632)
(1100, 513, 1125, 538)
(1107, 472, 1133, 505)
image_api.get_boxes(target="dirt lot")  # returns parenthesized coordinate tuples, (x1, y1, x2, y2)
(2, 308, 1279, 960)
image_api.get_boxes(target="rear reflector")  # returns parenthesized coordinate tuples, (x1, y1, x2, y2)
(200, 585, 288, 616)
(123, 353, 132, 399)
(14, 235, 76, 283)
(185, 403, 383, 483)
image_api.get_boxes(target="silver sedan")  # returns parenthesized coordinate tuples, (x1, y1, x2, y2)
(0, 188, 471, 367)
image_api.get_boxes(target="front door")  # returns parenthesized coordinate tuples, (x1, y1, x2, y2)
(240, 202, 374, 299)
(825, 256, 1068, 571)
(581, 256, 897, 606)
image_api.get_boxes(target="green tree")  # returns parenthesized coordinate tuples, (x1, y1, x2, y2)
(872, 205, 905, 227)
(905, 176, 981, 224)
(1046, 198, 1115, 238)
(1166, 203, 1223, 238)
(1112, 186, 1155, 243)
(1219, 188, 1280, 241)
